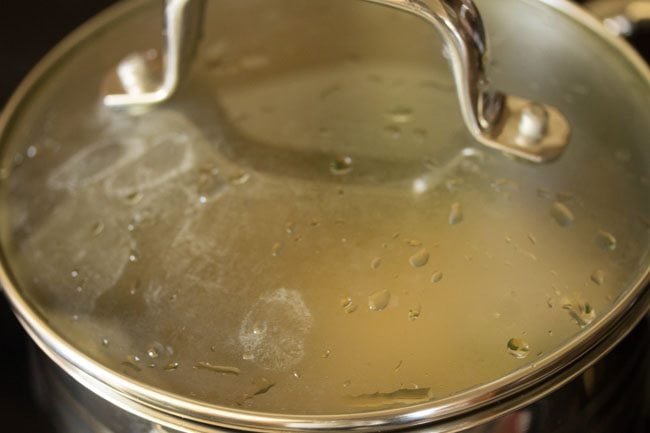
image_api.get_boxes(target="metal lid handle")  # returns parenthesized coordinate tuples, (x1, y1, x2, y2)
(103, 0, 571, 163)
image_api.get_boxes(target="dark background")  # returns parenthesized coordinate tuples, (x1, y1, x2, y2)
(0, 3, 117, 431)
(0, 1, 648, 432)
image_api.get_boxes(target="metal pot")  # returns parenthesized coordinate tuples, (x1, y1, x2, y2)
(0, 0, 648, 432)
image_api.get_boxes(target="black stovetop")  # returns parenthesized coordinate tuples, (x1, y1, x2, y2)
(0, 1, 648, 432)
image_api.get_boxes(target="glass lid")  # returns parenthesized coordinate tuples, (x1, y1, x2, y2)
(0, 0, 648, 426)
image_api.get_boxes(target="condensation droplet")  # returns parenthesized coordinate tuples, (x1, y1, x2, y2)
(195, 362, 241, 375)
(595, 230, 617, 251)
(147, 342, 165, 359)
(341, 297, 358, 314)
(165, 362, 179, 371)
(330, 155, 353, 175)
(101, 338, 109, 347)
(590, 269, 605, 286)
(507, 338, 530, 359)
(406, 239, 422, 247)
(550, 202, 574, 227)
(285, 222, 295, 234)
(321, 349, 331, 359)
(370, 257, 382, 270)
(368, 289, 391, 311)
(409, 249, 430, 268)
(125, 191, 143, 204)
(563, 301, 596, 328)
(71, 270, 79, 278)
(430, 271, 443, 283)
(408, 305, 421, 321)
(386, 107, 413, 124)
(128, 250, 140, 263)
(26, 145, 38, 159)
(527, 233, 537, 245)
(230, 170, 251, 185)
(91, 221, 104, 237)
(448, 202, 463, 225)
(271, 242, 283, 257)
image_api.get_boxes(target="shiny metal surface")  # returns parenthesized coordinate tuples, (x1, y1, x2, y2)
(0, 0, 648, 431)
(30, 315, 650, 432)
(104, 0, 570, 162)
(103, 0, 205, 107)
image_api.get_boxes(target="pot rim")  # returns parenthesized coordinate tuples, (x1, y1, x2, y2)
(0, 0, 648, 431)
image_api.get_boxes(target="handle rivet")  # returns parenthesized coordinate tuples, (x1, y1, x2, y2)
(517, 103, 549, 146)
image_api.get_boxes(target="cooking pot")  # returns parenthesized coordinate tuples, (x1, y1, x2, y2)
(0, 0, 648, 432)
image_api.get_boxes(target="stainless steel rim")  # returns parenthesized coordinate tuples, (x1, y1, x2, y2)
(0, 0, 648, 431)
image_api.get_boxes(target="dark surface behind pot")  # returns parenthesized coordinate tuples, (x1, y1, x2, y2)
(0, 1, 648, 432)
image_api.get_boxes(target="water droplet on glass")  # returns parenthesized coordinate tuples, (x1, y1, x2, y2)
(230, 170, 250, 185)
(563, 301, 596, 328)
(550, 202, 574, 227)
(409, 249, 430, 268)
(101, 338, 109, 347)
(595, 230, 617, 251)
(330, 155, 353, 175)
(527, 233, 537, 245)
(590, 269, 605, 286)
(164, 362, 179, 371)
(271, 242, 283, 257)
(292, 371, 301, 379)
(406, 239, 422, 247)
(26, 145, 38, 159)
(430, 271, 443, 283)
(408, 305, 421, 321)
(342, 380, 351, 388)
(91, 221, 104, 237)
(507, 338, 530, 359)
(285, 221, 295, 234)
(71, 270, 79, 278)
(252, 321, 267, 335)
(368, 289, 391, 311)
(341, 297, 358, 314)
(195, 362, 241, 375)
(321, 349, 331, 359)
(370, 257, 382, 270)
(448, 202, 464, 225)
(242, 353, 254, 361)
(386, 107, 413, 124)
(147, 342, 164, 359)
(125, 191, 143, 205)
(128, 250, 140, 263)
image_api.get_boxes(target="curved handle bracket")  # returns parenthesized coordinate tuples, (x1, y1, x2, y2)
(102, 0, 570, 163)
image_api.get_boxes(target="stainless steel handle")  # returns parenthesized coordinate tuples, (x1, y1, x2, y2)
(102, 0, 571, 163)
(582, 0, 650, 37)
